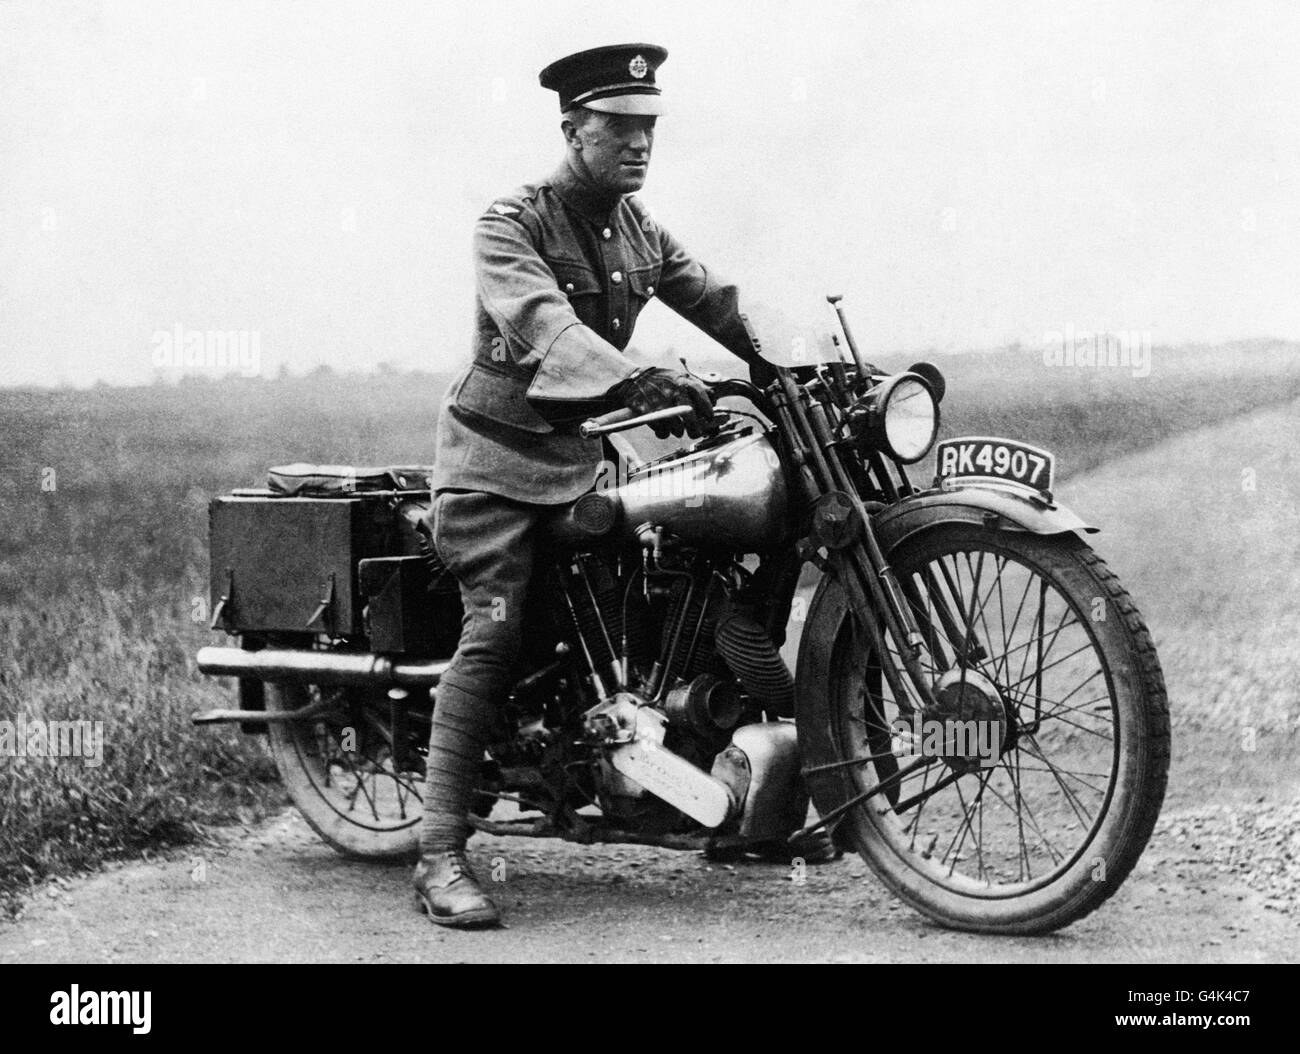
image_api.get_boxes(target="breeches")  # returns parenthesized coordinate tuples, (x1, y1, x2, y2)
(430, 489, 550, 707)
(418, 489, 552, 853)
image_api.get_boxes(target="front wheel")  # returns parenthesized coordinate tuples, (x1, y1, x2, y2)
(797, 523, 1170, 934)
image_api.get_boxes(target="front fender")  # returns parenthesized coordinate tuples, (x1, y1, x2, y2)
(870, 483, 1096, 553)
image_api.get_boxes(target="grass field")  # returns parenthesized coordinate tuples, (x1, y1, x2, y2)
(2, 340, 1298, 911)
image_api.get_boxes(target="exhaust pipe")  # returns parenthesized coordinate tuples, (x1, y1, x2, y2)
(196, 646, 450, 688)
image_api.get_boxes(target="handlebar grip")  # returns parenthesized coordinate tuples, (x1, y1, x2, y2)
(578, 407, 637, 439)
(579, 404, 694, 439)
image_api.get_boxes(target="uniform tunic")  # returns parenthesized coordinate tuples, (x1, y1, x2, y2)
(431, 159, 757, 504)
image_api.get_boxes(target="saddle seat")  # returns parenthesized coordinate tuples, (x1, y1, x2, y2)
(266, 463, 432, 497)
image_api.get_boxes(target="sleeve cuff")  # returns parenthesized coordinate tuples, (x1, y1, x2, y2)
(525, 322, 639, 404)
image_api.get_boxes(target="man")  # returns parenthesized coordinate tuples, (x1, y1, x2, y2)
(414, 43, 769, 927)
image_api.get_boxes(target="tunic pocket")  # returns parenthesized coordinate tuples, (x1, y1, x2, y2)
(452, 362, 553, 434)
(627, 265, 660, 302)
(625, 265, 661, 334)
(547, 261, 602, 330)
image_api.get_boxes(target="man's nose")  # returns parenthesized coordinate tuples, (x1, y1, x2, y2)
(625, 127, 651, 153)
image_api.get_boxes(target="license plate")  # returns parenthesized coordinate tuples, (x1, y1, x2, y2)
(934, 436, 1055, 493)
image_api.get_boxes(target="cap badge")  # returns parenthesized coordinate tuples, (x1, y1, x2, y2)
(628, 54, 648, 79)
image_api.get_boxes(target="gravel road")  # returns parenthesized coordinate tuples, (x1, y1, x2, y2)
(2, 800, 1296, 964)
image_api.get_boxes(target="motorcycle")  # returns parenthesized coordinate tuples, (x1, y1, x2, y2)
(194, 297, 1170, 935)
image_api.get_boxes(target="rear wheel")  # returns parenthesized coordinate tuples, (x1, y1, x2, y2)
(798, 524, 1170, 934)
(264, 682, 428, 860)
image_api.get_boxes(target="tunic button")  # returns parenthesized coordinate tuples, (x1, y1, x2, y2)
(602, 227, 612, 240)
(646, 285, 654, 296)
(611, 317, 621, 330)
(565, 283, 574, 294)
(611, 271, 623, 284)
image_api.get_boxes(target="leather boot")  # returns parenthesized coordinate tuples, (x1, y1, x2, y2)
(412, 850, 501, 928)
(758, 827, 843, 864)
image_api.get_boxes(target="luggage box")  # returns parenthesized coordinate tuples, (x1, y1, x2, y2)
(209, 495, 401, 637)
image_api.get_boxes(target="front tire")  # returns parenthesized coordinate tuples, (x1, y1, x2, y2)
(797, 524, 1170, 934)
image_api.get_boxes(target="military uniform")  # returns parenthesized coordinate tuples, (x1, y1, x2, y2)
(416, 44, 758, 924)
(431, 161, 757, 504)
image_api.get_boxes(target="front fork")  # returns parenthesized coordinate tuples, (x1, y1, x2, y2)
(770, 373, 944, 716)
(826, 544, 936, 718)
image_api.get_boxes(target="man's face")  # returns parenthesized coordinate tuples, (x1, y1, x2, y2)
(566, 110, 656, 194)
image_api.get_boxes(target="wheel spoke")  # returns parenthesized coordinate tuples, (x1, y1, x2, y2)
(994, 566, 1036, 684)
(969, 556, 1004, 672)
(1008, 748, 1031, 880)
(1020, 734, 1096, 829)
(906, 762, 934, 851)
(980, 614, 1085, 685)
(1011, 763, 1109, 795)
(982, 763, 1058, 872)
(276, 684, 426, 838)
(1030, 676, 1107, 720)
(1012, 578, 1049, 695)
(942, 771, 993, 878)
(1032, 707, 1114, 742)
(802, 745, 903, 776)
(1003, 639, 1096, 691)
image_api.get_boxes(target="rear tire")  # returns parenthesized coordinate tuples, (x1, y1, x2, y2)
(265, 682, 425, 861)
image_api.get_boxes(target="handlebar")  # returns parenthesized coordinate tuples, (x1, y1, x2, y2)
(578, 375, 774, 439)
(578, 404, 695, 439)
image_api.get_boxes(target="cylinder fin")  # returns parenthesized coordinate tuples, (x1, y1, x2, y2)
(714, 608, 795, 717)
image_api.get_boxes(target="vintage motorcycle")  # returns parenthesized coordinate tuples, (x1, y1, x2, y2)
(194, 298, 1169, 935)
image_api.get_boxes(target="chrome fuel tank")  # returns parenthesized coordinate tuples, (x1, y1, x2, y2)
(612, 431, 789, 551)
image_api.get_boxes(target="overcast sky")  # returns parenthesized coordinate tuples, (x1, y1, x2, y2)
(2, 0, 1298, 386)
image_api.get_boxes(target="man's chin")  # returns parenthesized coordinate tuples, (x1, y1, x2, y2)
(613, 166, 648, 192)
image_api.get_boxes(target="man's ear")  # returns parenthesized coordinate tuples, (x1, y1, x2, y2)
(561, 117, 582, 150)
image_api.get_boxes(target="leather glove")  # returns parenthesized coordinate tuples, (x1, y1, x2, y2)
(608, 367, 713, 439)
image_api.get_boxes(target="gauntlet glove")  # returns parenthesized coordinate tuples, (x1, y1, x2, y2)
(608, 367, 713, 439)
